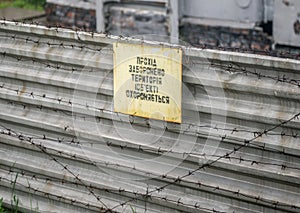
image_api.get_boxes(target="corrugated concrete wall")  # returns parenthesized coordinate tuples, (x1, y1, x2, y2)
(0, 21, 299, 213)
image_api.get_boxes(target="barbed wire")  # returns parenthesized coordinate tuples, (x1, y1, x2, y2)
(108, 112, 300, 211)
(0, 90, 299, 212)
(0, 172, 230, 213)
(0, 34, 106, 53)
(0, 116, 299, 213)
(1, 114, 299, 177)
(0, 20, 300, 212)
(0, 126, 113, 212)
(1, 83, 299, 159)
(1, 48, 300, 89)
(210, 62, 300, 87)
(196, 43, 300, 61)
(0, 175, 109, 212)
(0, 23, 297, 108)
(0, 126, 227, 213)
(1, 83, 299, 147)
(0, 17, 300, 60)
(0, 18, 300, 61)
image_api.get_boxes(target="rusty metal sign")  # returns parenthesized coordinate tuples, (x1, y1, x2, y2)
(113, 43, 182, 123)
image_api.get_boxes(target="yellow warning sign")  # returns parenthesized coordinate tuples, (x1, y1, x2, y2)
(113, 43, 182, 123)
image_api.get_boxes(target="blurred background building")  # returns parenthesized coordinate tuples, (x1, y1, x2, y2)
(44, 0, 300, 58)
(1, 0, 299, 58)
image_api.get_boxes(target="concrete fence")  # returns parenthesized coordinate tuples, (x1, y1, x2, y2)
(0, 21, 299, 213)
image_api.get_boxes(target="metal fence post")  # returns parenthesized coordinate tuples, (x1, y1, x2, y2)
(96, 0, 105, 32)
(169, 0, 179, 43)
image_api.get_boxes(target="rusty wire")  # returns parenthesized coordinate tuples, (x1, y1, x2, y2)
(0, 20, 299, 212)
(0, 18, 300, 60)
(0, 112, 299, 212)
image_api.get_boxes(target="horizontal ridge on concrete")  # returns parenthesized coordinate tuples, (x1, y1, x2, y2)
(0, 21, 299, 213)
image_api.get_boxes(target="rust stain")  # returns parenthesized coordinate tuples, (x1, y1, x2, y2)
(22, 109, 30, 117)
(44, 181, 53, 193)
(19, 85, 26, 96)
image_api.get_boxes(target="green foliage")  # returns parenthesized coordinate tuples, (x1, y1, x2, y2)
(0, 198, 7, 213)
(0, 2, 11, 9)
(0, 0, 46, 11)
(129, 205, 137, 213)
(11, 173, 21, 213)
(0, 173, 23, 213)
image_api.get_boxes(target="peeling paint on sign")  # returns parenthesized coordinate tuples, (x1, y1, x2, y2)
(113, 43, 182, 123)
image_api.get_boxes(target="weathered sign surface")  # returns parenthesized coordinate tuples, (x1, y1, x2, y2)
(113, 43, 182, 123)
